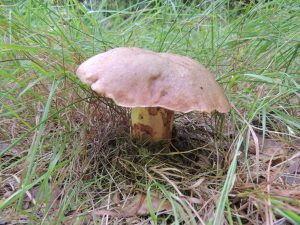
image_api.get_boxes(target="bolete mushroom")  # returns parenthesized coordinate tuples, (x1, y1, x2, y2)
(76, 47, 230, 142)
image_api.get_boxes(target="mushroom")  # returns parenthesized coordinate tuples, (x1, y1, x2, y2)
(76, 47, 230, 142)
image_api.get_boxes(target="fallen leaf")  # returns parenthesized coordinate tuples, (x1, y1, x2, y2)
(286, 156, 300, 185)
(135, 192, 171, 216)
(23, 184, 62, 210)
(249, 135, 286, 155)
(249, 135, 288, 165)
(289, 157, 300, 174)
(93, 191, 172, 218)
(0, 174, 62, 222)
(0, 143, 9, 151)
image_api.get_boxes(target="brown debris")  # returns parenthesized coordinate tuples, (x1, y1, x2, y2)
(93, 191, 172, 218)
(248, 134, 289, 166)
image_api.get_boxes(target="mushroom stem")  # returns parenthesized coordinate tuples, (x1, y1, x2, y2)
(131, 107, 174, 142)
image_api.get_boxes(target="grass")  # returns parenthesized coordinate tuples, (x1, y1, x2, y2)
(0, 0, 299, 224)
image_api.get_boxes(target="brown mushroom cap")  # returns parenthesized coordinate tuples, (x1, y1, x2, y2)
(76, 47, 231, 113)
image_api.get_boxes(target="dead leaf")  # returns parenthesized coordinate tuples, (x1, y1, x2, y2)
(23, 185, 62, 210)
(286, 156, 300, 184)
(270, 187, 300, 200)
(135, 192, 171, 216)
(249, 135, 286, 155)
(93, 191, 172, 218)
(0, 174, 62, 221)
(289, 157, 300, 174)
(0, 143, 9, 151)
(249, 135, 288, 165)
